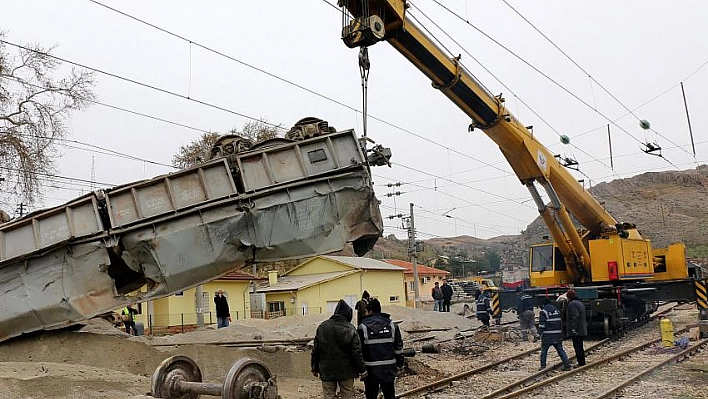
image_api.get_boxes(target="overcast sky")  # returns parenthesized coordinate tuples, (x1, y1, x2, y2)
(2, 1, 707, 241)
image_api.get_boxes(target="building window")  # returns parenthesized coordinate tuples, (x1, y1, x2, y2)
(267, 301, 286, 318)
(408, 281, 415, 291)
(389, 295, 399, 302)
(422, 276, 431, 284)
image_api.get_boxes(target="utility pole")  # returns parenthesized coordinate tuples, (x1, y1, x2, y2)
(195, 285, 204, 326)
(407, 203, 421, 309)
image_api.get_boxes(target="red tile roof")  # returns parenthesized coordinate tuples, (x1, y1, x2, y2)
(382, 259, 450, 276)
(217, 269, 262, 281)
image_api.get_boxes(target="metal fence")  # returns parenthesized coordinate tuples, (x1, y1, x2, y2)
(143, 306, 330, 336)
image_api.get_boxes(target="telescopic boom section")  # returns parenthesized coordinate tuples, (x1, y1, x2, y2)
(340, 0, 620, 243)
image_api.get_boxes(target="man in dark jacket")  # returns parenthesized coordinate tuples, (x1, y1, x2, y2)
(441, 280, 454, 312)
(214, 289, 231, 329)
(431, 282, 443, 311)
(565, 289, 588, 366)
(355, 290, 371, 326)
(311, 299, 366, 399)
(358, 298, 404, 399)
(538, 298, 572, 371)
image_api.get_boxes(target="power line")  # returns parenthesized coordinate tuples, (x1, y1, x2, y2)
(87, 0, 515, 177)
(426, 0, 690, 171)
(0, 39, 285, 132)
(571, 59, 708, 142)
(498, 0, 695, 160)
(411, 3, 619, 176)
(0, 165, 116, 187)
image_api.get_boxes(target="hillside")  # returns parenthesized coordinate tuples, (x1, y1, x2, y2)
(368, 164, 708, 266)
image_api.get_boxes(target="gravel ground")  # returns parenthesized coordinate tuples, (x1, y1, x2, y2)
(0, 304, 705, 399)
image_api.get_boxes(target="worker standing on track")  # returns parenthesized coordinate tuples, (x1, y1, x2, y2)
(358, 298, 404, 399)
(538, 298, 572, 371)
(516, 287, 539, 342)
(475, 290, 492, 327)
(565, 289, 588, 367)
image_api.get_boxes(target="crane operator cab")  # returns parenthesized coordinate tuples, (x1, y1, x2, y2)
(529, 243, 569, 287)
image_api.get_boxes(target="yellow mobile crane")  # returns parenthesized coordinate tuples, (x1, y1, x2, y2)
(338, 0, 707, 335)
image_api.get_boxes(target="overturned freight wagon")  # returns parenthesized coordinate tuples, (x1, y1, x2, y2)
(0, 120, 385, 342)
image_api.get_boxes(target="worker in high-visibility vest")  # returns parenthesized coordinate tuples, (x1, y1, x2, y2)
(121, 305, 138, 336)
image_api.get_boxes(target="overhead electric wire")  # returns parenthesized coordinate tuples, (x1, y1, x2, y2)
(572, 58, 708, 142)
(0, 39, 285, 133)
(390, 161, 533, 210)
(87, 0, 514, 177)
(0, 165, 116, 187)
(500, 0, 697, 160)
(412, 203, 511, 234)
(0, 74, 207, 169)
(410, 4, 618, 176)
(426, 0, 689, 174)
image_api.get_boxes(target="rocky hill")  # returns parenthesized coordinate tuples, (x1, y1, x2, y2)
(259, 165, 708, 276)
(369, 164, 708, 264)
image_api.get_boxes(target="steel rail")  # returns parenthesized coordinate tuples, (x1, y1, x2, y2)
(491, 326, 693, 399)
(593, 337, 708, 399)
(396, 303, 679, 398)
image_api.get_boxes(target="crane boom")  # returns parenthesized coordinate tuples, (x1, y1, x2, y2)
(336, 1, 708, 339)
(337, 1, 693, 288)
(339, 0, 626, 277)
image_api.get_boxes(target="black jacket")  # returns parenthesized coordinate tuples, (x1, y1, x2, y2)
(358, 312, 404, 383)
(441, 283, 454, 301)
(311, 300, 365, 381)
(214, 294, 230, 318)
(355, 298, 369, 325)
(565, 298, 588, 337)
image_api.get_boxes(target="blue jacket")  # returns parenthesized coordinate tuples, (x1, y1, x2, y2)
(476, 295, 491, 319)
(539, 304, 563, 344)
(358, 312, 404, 382)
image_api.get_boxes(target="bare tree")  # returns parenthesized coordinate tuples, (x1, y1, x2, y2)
(171, 131, 221, 169)
(0, 35, 95, 208)
(172, 119, 281, 168)
(232, 119, 281, 142)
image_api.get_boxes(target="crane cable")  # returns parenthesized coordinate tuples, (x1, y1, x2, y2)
(359, 46, 371, 140)
(359, 45, 373, 171)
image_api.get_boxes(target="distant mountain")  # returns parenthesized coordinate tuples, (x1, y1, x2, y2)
(368, 164, 708, 264)
(260, 165, 708, 277)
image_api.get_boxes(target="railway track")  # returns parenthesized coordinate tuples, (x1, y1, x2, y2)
(397, 303, 701, 398)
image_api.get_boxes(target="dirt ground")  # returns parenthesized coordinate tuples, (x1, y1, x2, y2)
(0, 303, 705, 399)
